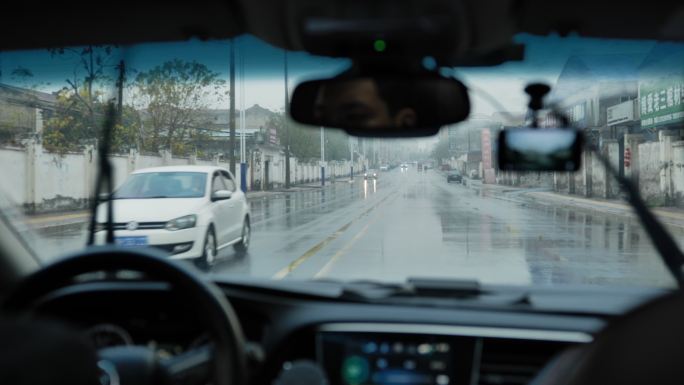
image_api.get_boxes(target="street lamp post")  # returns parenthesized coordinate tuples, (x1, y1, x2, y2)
(284, 50, 291, 189)
(320, 126, 325, 186)
(229, 39, 236, 176)
(350, 138, 354, 181)
(239, 48, 247, 192)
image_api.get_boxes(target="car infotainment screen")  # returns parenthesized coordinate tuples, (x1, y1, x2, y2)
(317, 331, 474, 385)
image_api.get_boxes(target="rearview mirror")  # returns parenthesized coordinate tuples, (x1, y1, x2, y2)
(290, 76, 470, 137)
(211, 190, 232, 201)
(498, 128, 583, 171)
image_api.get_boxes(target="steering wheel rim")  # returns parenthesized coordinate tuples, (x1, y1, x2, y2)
(2, 245, 247, 385)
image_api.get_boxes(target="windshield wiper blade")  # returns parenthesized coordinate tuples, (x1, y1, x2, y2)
(598, 150, 684, 288)
(546, 107, 684, 288)
(86, 105, 117, 246)
(86, 62, 125, 246)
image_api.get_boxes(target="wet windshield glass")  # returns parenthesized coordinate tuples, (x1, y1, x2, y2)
(115, 172, 207, 199)
(1, 35, 683, 287)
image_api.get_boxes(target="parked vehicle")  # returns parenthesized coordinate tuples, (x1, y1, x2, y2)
(446, 172, 463, 183)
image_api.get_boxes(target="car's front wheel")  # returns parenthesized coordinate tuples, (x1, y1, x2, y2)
(234, 218, 250, 256)
(195, 227, 217, 270)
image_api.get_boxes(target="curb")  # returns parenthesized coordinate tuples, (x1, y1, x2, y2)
(28, 180, 354, 231)
(31, 220, 88, 235)
(520, 191, 684, 229)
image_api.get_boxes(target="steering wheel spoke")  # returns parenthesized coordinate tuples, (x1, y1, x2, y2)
(160, 344, 213, 385)
(3, 246, 246, 385)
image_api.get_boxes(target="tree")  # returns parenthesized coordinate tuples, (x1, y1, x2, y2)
(324, 129, 352, 161)
(48, 45, 119, 133)
(42, 45, 124, 153)
(267, 111, 354, 162)
(268, 111, 320, 160)
(43, 90, 141, 154)
(133, 59, 227, 155)
(431, 137, 452, 164)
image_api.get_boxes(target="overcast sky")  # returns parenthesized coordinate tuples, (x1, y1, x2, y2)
(0, 34, 660, 117)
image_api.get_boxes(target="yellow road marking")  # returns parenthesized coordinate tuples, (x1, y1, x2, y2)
(272, 192, 394, 279)
(313, 216, 379, 279)
(271, 222, 352, 279)
(314, 195, 389, 278)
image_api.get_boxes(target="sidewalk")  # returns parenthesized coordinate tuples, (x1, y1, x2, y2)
(25, 177, 354, 230)
(468, 181, 684, 229)
(25, 210, 89, 234)
(523, 191, 684, 227)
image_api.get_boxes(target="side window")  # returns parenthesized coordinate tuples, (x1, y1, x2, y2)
(212, 173, 227, 193)
(221, 171, 236, 191)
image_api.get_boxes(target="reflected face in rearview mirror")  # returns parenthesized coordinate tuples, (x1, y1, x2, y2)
(290, 76, 470, 136)
(314, 79, 417, 129)
(498, 129, 583, 172)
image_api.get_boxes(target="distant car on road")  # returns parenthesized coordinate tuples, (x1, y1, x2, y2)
(95, 166, 251, 269)
(364, 169, 379, 180)
(446, 172, 463, 183)
(379, 165, 389, 171)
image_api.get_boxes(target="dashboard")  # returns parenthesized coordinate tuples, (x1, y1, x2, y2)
(316, 324, 589, 385)
(30, 280, 621, 385)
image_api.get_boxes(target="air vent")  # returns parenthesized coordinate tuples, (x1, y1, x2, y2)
(475, 338, 570, 385)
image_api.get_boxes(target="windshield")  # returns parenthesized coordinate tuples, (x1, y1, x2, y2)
(115, 172, 207, 199)
(1, 34, 683, 288)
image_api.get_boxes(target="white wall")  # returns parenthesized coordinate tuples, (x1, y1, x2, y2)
(672, 142, 684, 204)
(0, 147, 26, 204)
(34, 151, 86, 209)
(639, 142, 662, 204)
(1, 142, 362, 212)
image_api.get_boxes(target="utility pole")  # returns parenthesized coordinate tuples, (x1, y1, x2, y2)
(321, 127, 325, 186)
(229, 40, 236, 175)
(284, 50, 291, 188)
(239, 51, 247, 192)
(350, 138, 354, 180)
(116, 60, 125, 126)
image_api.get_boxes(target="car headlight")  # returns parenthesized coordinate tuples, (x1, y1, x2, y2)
(364, 173, 368, 177)
(165, 215, 197, 231)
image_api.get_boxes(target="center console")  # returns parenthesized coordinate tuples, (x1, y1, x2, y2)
(317, 325, 475, 385)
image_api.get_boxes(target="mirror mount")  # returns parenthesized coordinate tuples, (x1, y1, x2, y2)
(524, 83, 551, 128)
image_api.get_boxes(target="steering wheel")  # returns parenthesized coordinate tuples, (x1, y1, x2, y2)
(2, 246, 247, 385)
(530, 290, 684, 385)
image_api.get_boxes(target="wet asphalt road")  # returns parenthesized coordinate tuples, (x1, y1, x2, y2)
(210, 168, 674, 287)
(39, 168, 676, 287)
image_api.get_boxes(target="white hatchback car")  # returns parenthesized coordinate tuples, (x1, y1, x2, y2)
(95, 165, 250, 268)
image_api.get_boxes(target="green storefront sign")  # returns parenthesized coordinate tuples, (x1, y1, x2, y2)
(639, 79, 684, 129)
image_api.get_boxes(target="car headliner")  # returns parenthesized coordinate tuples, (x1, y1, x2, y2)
(1, 1, 682, 55)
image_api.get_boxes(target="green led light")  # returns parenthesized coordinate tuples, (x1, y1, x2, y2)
(373, 39, 387, 52)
